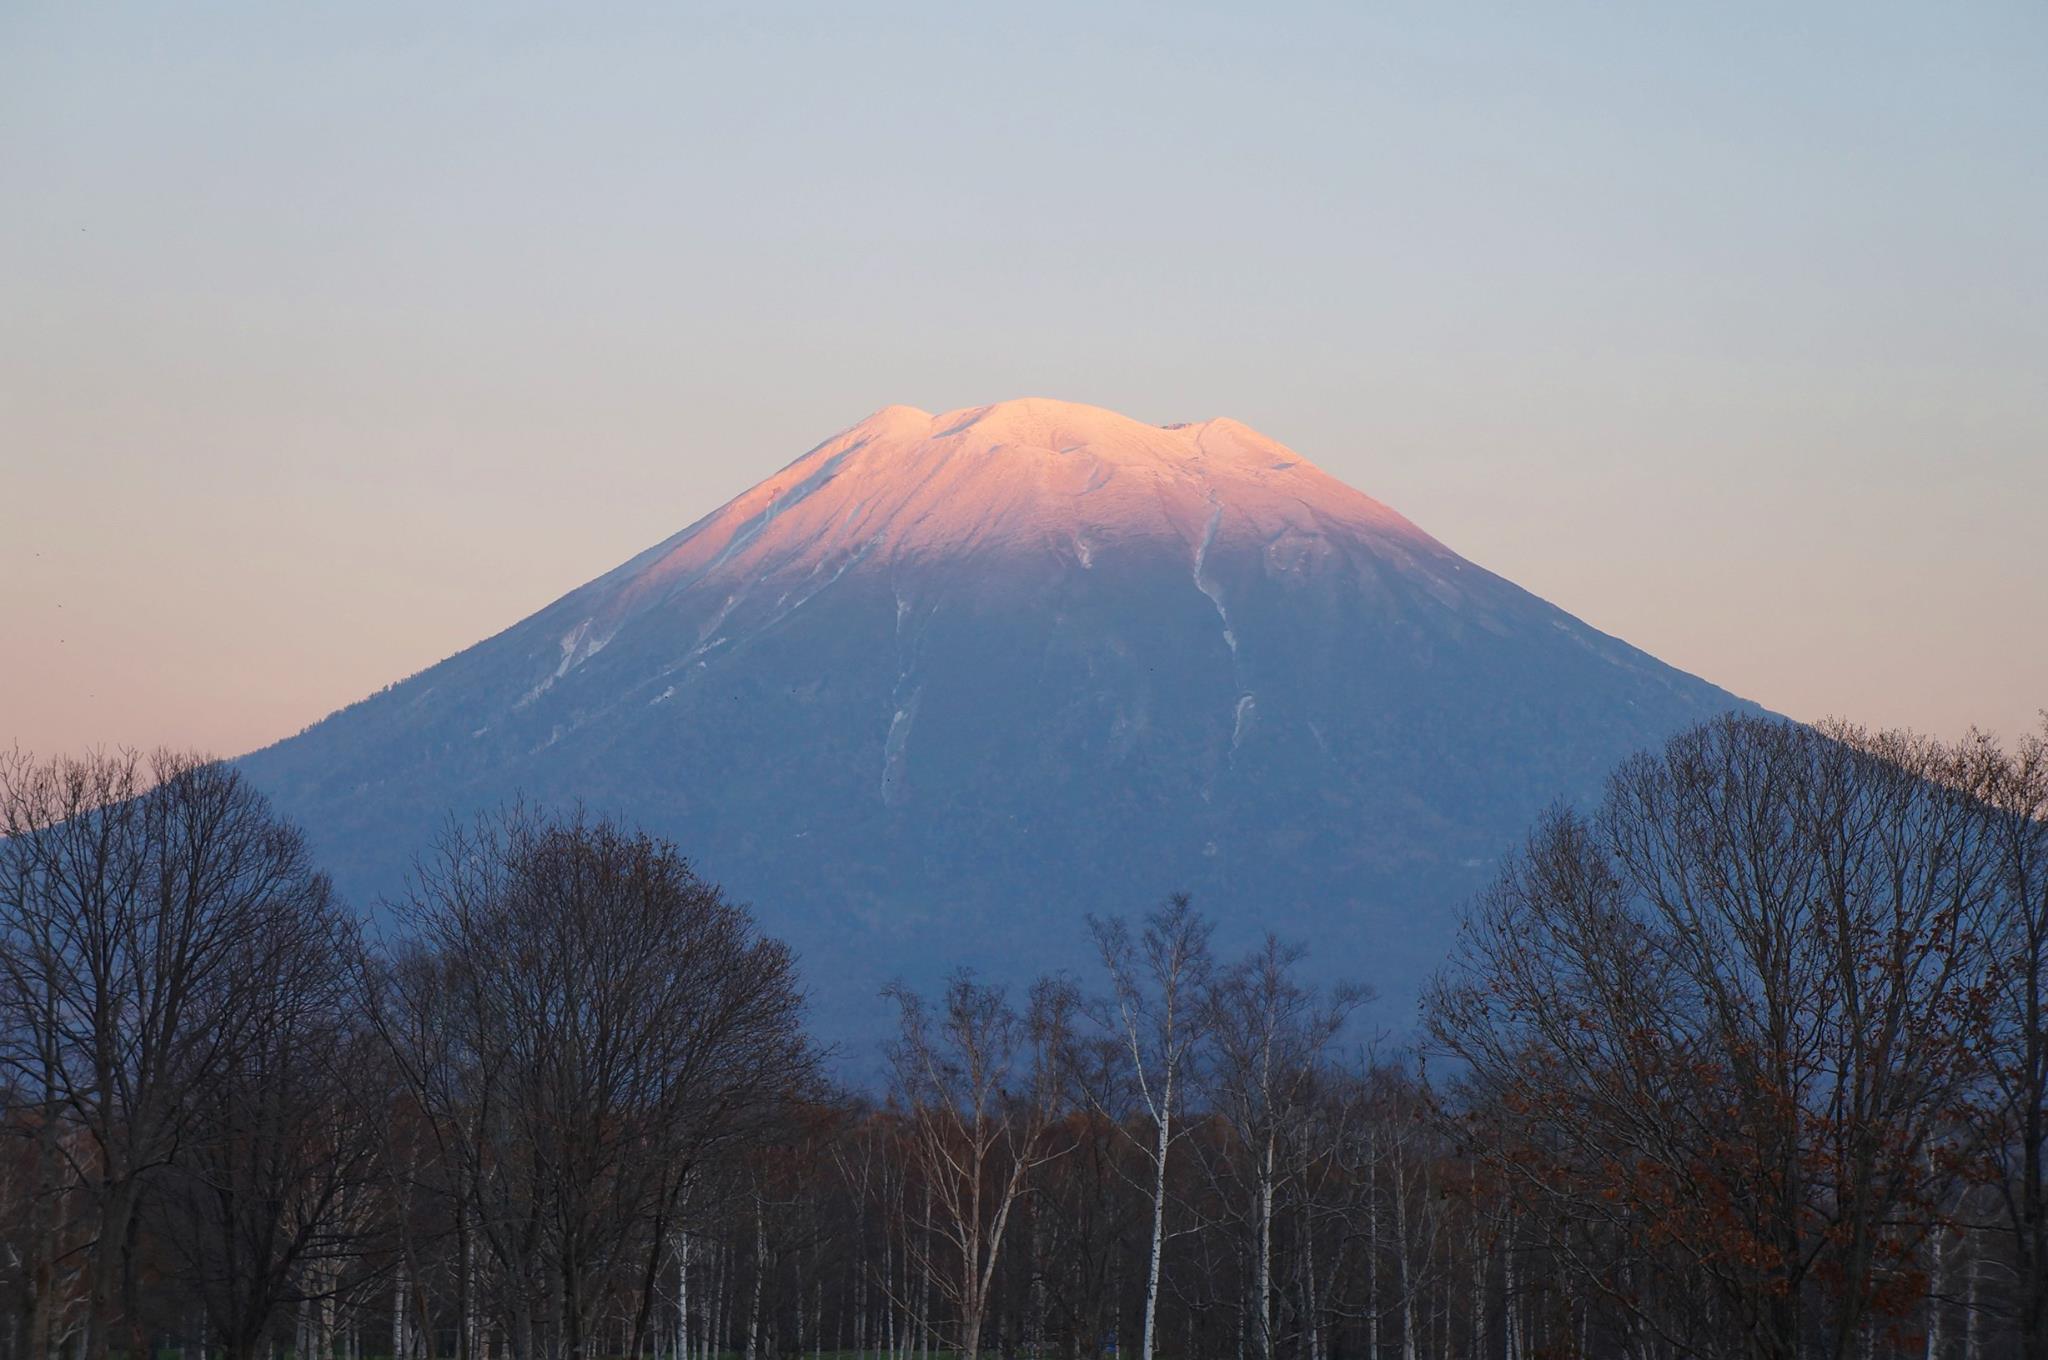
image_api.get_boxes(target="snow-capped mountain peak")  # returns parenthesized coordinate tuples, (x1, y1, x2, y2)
(242, 398, 1753, 1034)
(589, 397, 1436, 632)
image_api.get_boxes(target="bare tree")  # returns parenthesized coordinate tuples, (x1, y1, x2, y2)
(1425, 715, 2001, 1360)
(884, 971, 1070, 1360)
(371, 807, 814, 1360)
(1959, 718, 2048, 1355)
(1198, 936, 1363, 1360)
(0, 749, 335, 1360)
(1081, 893, 1212, 1360)
(152, 902, 389, 1360)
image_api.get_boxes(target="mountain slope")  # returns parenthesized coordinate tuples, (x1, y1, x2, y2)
(241, 398, 1753, 1029)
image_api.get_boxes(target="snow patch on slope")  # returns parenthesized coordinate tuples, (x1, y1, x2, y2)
(1230, 693, 1257, 753)
(880, 689, 922, 808)
(1192, 502, 1238, 655)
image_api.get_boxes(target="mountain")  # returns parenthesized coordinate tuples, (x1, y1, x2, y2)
(240, 398, 1753, 1031)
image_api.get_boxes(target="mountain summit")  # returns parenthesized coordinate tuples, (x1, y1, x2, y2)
(243, 399, 1752, 1029)
(612, 397, 1433, 577)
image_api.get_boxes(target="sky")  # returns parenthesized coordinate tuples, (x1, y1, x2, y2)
(3, 1, 2043, 758)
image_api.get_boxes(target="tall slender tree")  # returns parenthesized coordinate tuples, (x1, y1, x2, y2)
(1199, 937, 1362, 1360)
(1081, 894, 1213, 1360)
(885, 972, 1070, 1360)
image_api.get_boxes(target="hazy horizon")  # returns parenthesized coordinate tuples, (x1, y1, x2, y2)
(5, 2, 2043, 758)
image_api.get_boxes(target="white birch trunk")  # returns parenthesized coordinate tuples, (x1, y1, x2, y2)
(1367, 1123, 1381, 1360)
(1926, 1222, 1944, 1360)
(1141, 1095, 1170, 1360)
(1256, 1130, 1275, 1360)
(1963, 1227, 1982, 1360)
(684, 1228, 700, 1360)
(746, 1198, 765, 1360)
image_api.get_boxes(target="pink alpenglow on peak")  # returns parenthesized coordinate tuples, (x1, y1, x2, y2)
(601, 397, 1440, 624)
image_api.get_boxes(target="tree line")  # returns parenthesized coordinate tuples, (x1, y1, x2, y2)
(0, 712, 2041, 1360)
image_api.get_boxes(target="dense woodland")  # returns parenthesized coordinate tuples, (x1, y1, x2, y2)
(0, 713, 2042, 1360)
